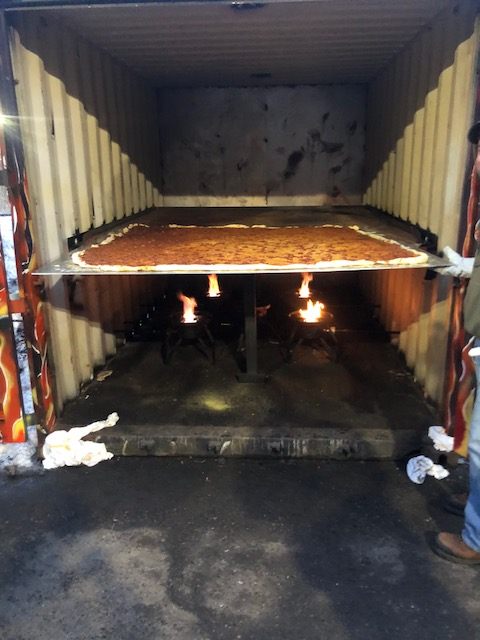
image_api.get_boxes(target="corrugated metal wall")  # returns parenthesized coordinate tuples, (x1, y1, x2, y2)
(8, 13, 163, 411)
(363, 0, 479, 404)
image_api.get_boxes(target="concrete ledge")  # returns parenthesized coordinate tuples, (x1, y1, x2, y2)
(95, 425, 422, 460)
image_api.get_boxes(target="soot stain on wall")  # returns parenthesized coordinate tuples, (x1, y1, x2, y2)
(330, 165, 343, 175)
(237, 159, 249, 172)
(160, 86, 366, 202)
(347, 120, 358, 136)
(284, 149, 305, 180)
(320, 139, 344, 154)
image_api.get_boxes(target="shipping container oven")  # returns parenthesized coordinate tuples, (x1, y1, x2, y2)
(0, 0, 478, 459)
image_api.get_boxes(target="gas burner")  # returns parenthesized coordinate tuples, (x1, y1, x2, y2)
(283, 308, 339, 362)
(203, 293, 224, 314)
(163, 312, 215, 364)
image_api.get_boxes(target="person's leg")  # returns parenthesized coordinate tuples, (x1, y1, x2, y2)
(462, 347, 480, 552)
(432, 340, 480, 563)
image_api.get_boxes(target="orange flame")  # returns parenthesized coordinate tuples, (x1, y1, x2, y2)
(178, 292, 198, 323)
(298, 273, 313, 298)
(207, 274, 221, 297)
(298, 299, 324, 323)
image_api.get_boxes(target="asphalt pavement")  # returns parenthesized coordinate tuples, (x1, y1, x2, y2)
(1, 458, 478, 640)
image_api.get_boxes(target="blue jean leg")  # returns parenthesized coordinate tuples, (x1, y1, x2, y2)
(462, 343, 480, 552)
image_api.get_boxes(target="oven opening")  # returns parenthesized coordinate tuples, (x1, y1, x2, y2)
(59, 268, 436, 459)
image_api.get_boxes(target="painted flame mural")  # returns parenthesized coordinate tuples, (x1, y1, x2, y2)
(0, 116, 56, 442)
(0, 236, 25, 442)
(9, 173, 56, 436)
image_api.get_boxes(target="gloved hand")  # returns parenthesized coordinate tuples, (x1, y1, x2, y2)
(439, 246, 474, 278)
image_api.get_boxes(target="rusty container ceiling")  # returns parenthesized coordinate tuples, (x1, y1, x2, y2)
(29, 0, 451, 87)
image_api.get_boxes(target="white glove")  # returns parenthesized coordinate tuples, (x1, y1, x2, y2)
(439, 246, 474, 278)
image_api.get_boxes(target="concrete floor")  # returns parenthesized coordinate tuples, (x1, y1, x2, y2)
(1, 458, 478, 640)
(61, 339, 434, 432)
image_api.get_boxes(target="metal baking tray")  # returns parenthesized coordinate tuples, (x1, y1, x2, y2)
(34, 206, 448, 276)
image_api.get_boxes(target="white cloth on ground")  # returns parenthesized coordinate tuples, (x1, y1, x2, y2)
(428, 426, 454, 452)
(42, 412, 119, 469)
(406, 455, 450, 484)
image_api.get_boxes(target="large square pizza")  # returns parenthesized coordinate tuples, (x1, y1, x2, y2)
(72, 223, 428, 272)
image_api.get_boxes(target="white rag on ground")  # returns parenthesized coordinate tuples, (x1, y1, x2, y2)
(42, 413, 119, 470)
(406, 455, 450, 484)
(428, 426, 454, 452)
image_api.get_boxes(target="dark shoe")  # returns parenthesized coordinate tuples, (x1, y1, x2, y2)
(432, 532, 480, 565)
(443, 492, 468, 517)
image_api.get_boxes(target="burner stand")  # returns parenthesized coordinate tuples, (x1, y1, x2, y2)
(284, 311, 338, 362)
(163, 312, 215, 364)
